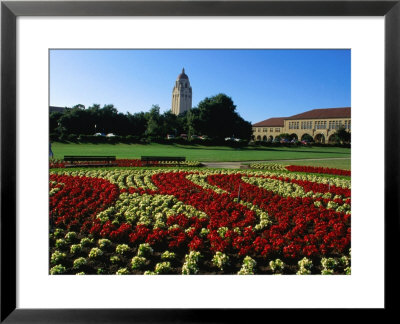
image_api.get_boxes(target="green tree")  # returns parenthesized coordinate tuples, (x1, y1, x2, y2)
(51, 96, 253, 143)
(276, 133, 291, 141)
(49, 111, 63, 134)
(56, 104, 120, 135)
(188, 94, 252, 140)
(72, 104, 85, 109)
(145, 105, 163, 138)
(185, 108, 201, 137)
(57, 106, 92, 135)
(162, 110, 183, 136)
(301, 134, 314, 142)
(333, 125, 351, 144)
(97, 104, 119, 133)
(128, 112, 148, 137)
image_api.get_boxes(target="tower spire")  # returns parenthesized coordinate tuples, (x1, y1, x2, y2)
(172, 68, 192, 115)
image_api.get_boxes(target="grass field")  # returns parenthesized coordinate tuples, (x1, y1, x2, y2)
(52, 142, 350, 164)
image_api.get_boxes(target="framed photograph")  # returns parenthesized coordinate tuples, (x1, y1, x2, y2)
(1, 0, 399, 322)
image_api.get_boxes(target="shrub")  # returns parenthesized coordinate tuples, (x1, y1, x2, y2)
(73, 257, 87, 269)
(321, 269, 334, 275)
(50, 133, 60, 142)
(269, 259, 285, 274)
(110, 255, 120, 264)
(80, 237, 93, 247)
(122, 135, 140, 144)
(78, 134, 90, 143)
(59, 133, 69, 142)
(50, 264, 66, 275)
(161, 251, 176, 261)
(70, 244, 82, 254)
(137, 243, 153, 257)
(321, 257, 337, 270)
(217, 227, 228, 238)
(115, 244, 130, 255)
(182, 251, 201, 275)
(154, 262, 172, 274)
(64, 231, 78, 243)
(116, 268, 130, 275)
(238, 256, 256, 275)
(200, 228, 210, 237)
(107, 136, 121, 144)
(88, 247, 103, 259)
(67, 134, 78, 142)
(212, 252, 230, 271)
(78, 135, 107, 144)
(55, 238, 67, 249)
(140, 137, 150, 144)
(50, 250, 66, 265)
(53, 228, 64, 238)
(339, 256, 350, 267)
(131, 256, 146, 270)
(296, 257, 313, 275)
(98, 238, 112, 249)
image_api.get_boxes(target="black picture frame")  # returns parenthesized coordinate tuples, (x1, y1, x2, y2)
(1, 0, 398, 322)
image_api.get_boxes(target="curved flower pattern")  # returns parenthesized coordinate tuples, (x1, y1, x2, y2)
(49, 168, 351, 274)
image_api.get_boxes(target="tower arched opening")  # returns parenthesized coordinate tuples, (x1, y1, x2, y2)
(314, 133, 325, 144)
(328, 134, 338, 143)
(301, 133, 313, 142)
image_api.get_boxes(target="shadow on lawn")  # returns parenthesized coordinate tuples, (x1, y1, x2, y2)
(173, 145, 351, 155)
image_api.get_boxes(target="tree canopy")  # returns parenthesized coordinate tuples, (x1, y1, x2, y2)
(50, 93, 253, 141)
(332, 126, 351, 144)
(187, 94, 252, 140)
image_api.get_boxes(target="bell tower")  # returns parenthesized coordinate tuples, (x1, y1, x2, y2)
(172, 68, 192, 115)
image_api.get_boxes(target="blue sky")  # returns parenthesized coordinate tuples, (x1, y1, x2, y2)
(50, 49, 350, 124)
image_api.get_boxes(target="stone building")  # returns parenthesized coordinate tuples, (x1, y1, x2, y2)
(252, 117, 285, 142)
(252, 107, 351, 143)
(171, 68, 192, 115)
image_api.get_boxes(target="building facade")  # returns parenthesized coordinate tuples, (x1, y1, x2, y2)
(252, 107, 351, 143)
(252, 117, 285, 142)
(171, 68, 192, 115)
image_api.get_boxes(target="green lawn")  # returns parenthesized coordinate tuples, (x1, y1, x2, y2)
(52, 142, 351, 163)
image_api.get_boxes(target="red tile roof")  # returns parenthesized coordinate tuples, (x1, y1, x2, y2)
(253, 117, 285, 127)
(286, 107, 351, 120)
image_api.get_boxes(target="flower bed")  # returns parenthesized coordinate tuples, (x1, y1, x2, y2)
(285, 165, 351, 176)
(49, 168, 351, 275)
(49, 159, 201, 169)
(249, 163, 351, 176)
